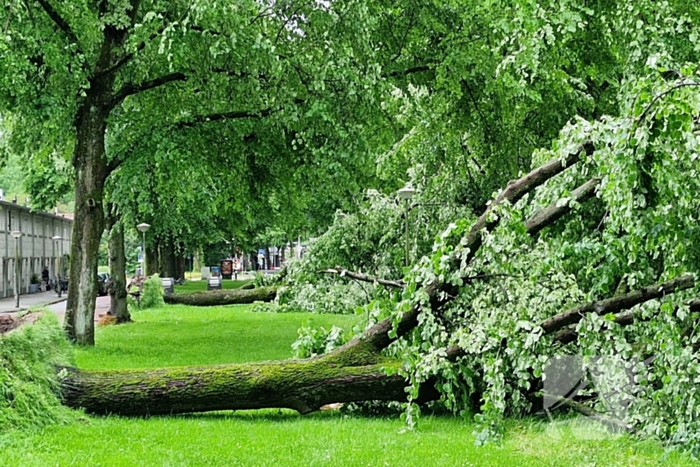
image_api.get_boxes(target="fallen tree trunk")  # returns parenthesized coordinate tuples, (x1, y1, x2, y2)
(60, 358, 408, 415)
(163, 286, 278, 306)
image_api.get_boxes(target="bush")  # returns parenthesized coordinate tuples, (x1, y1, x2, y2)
(0, 313, 77, 432)
(291, 324, 348, 358)
(139, 275, 165, 309)
(253, 271, 282, 288)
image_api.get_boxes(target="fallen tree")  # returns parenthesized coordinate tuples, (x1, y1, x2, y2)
(60, 144, 602, 414)
(61, 358, 406, 416)
(163, 286, 279, 306)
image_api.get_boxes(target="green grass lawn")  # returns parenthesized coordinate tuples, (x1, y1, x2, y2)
(174, 279, 252, 294)
(77, 305, 358, 369)
(1, 305, 697, 466)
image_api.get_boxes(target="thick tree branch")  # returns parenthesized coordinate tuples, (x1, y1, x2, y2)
(385, 65, 431, 78)
(318, 267, 405, 289)
(554, 296, 700, 344)
(164, 287, 278, 306)
(461, 142, 594, 266)
(542, 274, 696, 336)
(36, 0, 80, 47)
(334, 148, 596, 358)
(524, 178, 600, 236)
(177, 107, 276, 128)
(176, 99, 304, 128)
(112, 72, 187, 106)
(94, 5, 193, 79)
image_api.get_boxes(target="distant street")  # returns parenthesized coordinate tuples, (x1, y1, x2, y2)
(47, 294, 110, 326)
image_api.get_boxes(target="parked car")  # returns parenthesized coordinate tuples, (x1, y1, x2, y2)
(97, 272, 111, 296)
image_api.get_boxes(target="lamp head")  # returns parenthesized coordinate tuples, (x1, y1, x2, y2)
(137, 223, 151, 233)
(10, 230, 22, 239)
(397, 185, 416, 200)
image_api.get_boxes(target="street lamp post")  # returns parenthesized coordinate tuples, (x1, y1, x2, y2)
(11, 231, 22, 308)
(52, 235, 62, 292)
(397, 185, 416, 267)
(136, 223, 151, 276)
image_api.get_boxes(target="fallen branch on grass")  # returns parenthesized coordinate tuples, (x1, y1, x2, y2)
(163, 286, 278, 306)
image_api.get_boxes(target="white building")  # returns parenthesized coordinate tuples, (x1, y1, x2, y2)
(0, 200, 72, 296)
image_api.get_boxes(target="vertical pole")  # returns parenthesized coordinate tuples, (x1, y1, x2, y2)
(54, 240, 61, 285)
(405, 200, 410, 267)
(14, 237, 19, 308)
(60, 239, 64, 282)
(142, 231, 146, 277)
(56, 240, 61, 297)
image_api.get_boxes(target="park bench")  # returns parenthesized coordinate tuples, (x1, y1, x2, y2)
(207, 276, 222, 291)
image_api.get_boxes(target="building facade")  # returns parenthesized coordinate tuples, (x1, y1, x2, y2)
(0, 200, 72, 297)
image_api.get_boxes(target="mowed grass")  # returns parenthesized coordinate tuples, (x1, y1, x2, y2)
(77, 305, 358, 369)
(4, 413, 694, 467)
(2, 305, 697, 466)
(174, 279, 252, 294)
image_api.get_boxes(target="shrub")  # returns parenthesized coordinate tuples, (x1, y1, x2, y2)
(291, 324, 348, 358)
(139, 275, 165, 309)
(253, 271, 282, 288)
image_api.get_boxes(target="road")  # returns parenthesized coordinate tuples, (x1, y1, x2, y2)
(47, 294, 111, 326)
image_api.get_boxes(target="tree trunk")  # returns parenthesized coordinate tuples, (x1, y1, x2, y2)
(60, 358, 407, 416)
(175, 245, 186, 280)
(146, 237, 159, 276)
(108, 221, 129, 323)
(163, 286, 277, 306)
(159, 237, 177, 278)
(64, 98, 112, 345)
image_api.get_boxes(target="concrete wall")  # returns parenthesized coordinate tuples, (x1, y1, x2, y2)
(0, 201, 72, 297)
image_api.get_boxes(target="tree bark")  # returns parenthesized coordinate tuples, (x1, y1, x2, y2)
(163, 286, 278, 306)
(64, 92, 113, 345)
(175, 246, 187, 280)
(159, 237, 177, 278)
(147, 237, 159, 276)
(108, 221, 130, 323)
(524, 178, 600, 235)
(63, 25, 128, 345)
(60, 358, 406, 416)
(540, 274, 695, 335)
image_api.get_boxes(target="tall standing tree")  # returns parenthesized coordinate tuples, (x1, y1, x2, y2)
(0, 0, 389, 344)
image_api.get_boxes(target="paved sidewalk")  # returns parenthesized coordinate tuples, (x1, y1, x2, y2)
(0, 290, 66, 314)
